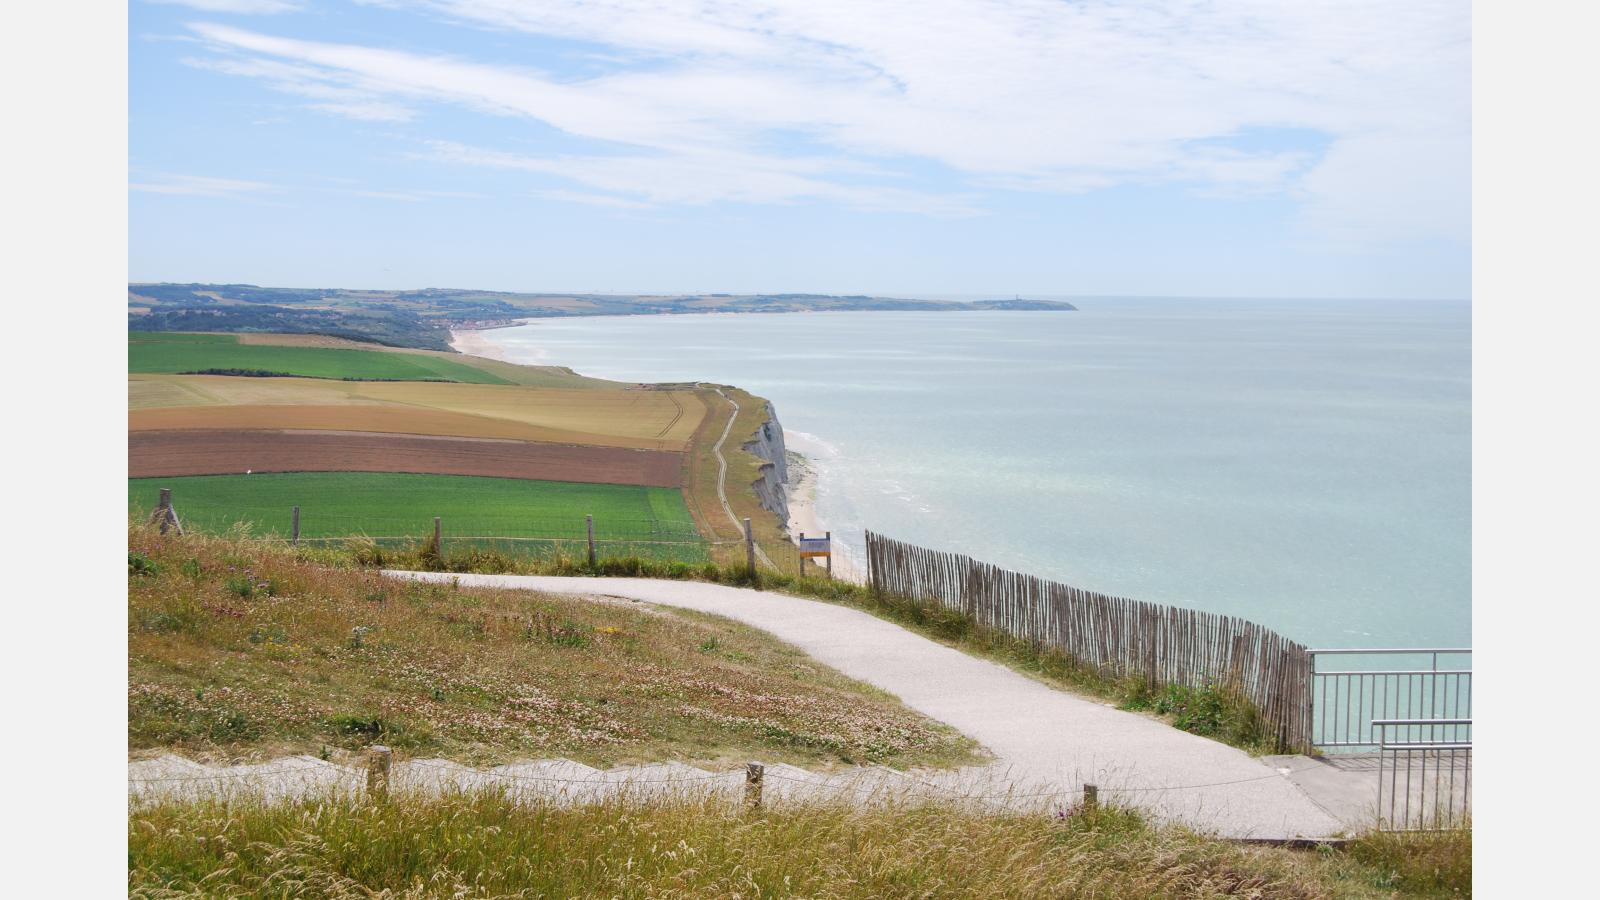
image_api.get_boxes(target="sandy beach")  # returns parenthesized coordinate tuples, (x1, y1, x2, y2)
(449, 328, 512, 361)
(785, 449, 862, 582)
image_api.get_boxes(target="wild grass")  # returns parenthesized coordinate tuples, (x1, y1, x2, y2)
(128, 789, 1468, 899)
(1343, 826, 1472, 897)
(307, 536, 1275, 753)
(128, 528, 978, 770)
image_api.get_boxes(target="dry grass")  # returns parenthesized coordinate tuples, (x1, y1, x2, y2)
(1343, 826, 1472, 897)
(681, 385, 797, 562)
(128, 529, 978, 770)
(127, 376, 704, 450)
(128, 790, 1467, 898)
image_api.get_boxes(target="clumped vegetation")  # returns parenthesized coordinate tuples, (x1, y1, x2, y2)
(128, 529, 977, 769)
(1344, 827, 1473, 897)
(128, 790, 1468, 898)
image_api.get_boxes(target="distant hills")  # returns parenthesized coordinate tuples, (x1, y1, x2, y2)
(128, 284, 1077, 351)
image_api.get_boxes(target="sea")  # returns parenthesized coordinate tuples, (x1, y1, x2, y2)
(477, 298, 1470, 649)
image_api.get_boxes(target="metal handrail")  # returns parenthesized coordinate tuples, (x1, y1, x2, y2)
(1316, 669, 1472, 677)
(1309, 648, 1472, 752)
(1307, 648, 1471, 655)
(1375, 717, 1471, 831)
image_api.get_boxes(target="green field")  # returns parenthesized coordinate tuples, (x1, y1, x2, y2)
(128, 331, 238, 344)
(129, 473, 705, 558)
(128, 333, 512, 384)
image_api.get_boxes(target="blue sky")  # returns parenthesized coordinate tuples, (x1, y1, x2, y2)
(130, 1, 1470, 299)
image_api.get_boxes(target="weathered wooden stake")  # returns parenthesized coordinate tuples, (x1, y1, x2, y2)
(586, 514, 597, 566)
(1082, 783, 1098, 811)
(1229, 634, 1247, 689)
(743, 517, 755, 576)
(148, 488, 184, 536)
(825, 531, 833, 579)
(799, 532, 807, 578)
(745, 761, 764, 810)
(291, 506, 301, 546)
(433, 517, 442, 554)
(367, 745, 393, 801)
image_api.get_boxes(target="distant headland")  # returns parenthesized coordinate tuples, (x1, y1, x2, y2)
(127, 283, 1077, 351)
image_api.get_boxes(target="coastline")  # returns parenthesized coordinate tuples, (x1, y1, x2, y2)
(784, 449, 860, 582)
(448, 327, 512, 361)
(454, 324, 858, 580)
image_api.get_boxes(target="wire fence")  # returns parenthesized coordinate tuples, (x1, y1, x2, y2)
(133, 493, 728, 565)
(127, 754, 1310, 812)
(133, 484, 835, 574)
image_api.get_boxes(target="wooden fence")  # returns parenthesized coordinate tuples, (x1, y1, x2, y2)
(865, 531, 1313, 753)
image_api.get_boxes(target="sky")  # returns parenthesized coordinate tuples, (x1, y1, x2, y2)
(129, 1, 1471, 299)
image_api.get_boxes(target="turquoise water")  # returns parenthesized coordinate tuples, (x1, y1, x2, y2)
(483, 300, 1470, 648)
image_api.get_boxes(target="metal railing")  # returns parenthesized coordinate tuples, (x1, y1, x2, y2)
(1309, 648, 1471, 750)
(1375, 718, 1471, 830)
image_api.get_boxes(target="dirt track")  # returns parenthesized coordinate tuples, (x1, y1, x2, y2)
(129, 430, 684, 487)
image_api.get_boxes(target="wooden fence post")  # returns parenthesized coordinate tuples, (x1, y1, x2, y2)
(799, 532, 807, 578)
(825, 531, 833, 579)
(1082, 783, 1098, 811)
(743, 518, 755, 576)
(367, 745, 392, 801)
(586, 514, 597, 567)
(291, 506, 300, 546)
(148, 488, 184, 536)
(745, 762, 764, 810)
(433, 517, 442, 555)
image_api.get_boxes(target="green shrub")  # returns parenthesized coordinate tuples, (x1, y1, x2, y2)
(128, 551, 160, 577)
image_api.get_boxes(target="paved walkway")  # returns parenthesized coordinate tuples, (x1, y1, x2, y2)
(387, 572, 1353, 838)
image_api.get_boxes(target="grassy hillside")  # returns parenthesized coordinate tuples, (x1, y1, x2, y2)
(682, 385, 801, 569)
(129, 530, 975, 769)
(129, 792, 1469, 899)
(129, 333, 512, 384)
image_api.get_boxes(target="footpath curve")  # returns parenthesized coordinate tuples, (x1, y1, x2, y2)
(702, 385, 775, 569)
(387, 571, 1347, 839)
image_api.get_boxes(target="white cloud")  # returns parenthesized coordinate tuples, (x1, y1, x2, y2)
(183, 1, 1469, 239)
(148, 0, 302, 13)
(129, 174, 276, 197)
(420, 140, 979, 215)
(183, 55, 416, 122)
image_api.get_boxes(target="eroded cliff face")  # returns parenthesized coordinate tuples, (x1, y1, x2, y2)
(741, 402, 790, 525)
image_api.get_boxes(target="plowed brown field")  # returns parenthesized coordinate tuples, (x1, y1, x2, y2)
(129, 430, 684, 487)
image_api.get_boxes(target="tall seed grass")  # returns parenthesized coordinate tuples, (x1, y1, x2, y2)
(129, 789, 1465, 899)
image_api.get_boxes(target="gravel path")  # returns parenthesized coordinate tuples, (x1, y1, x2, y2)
(387, 572, 1349, 838)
